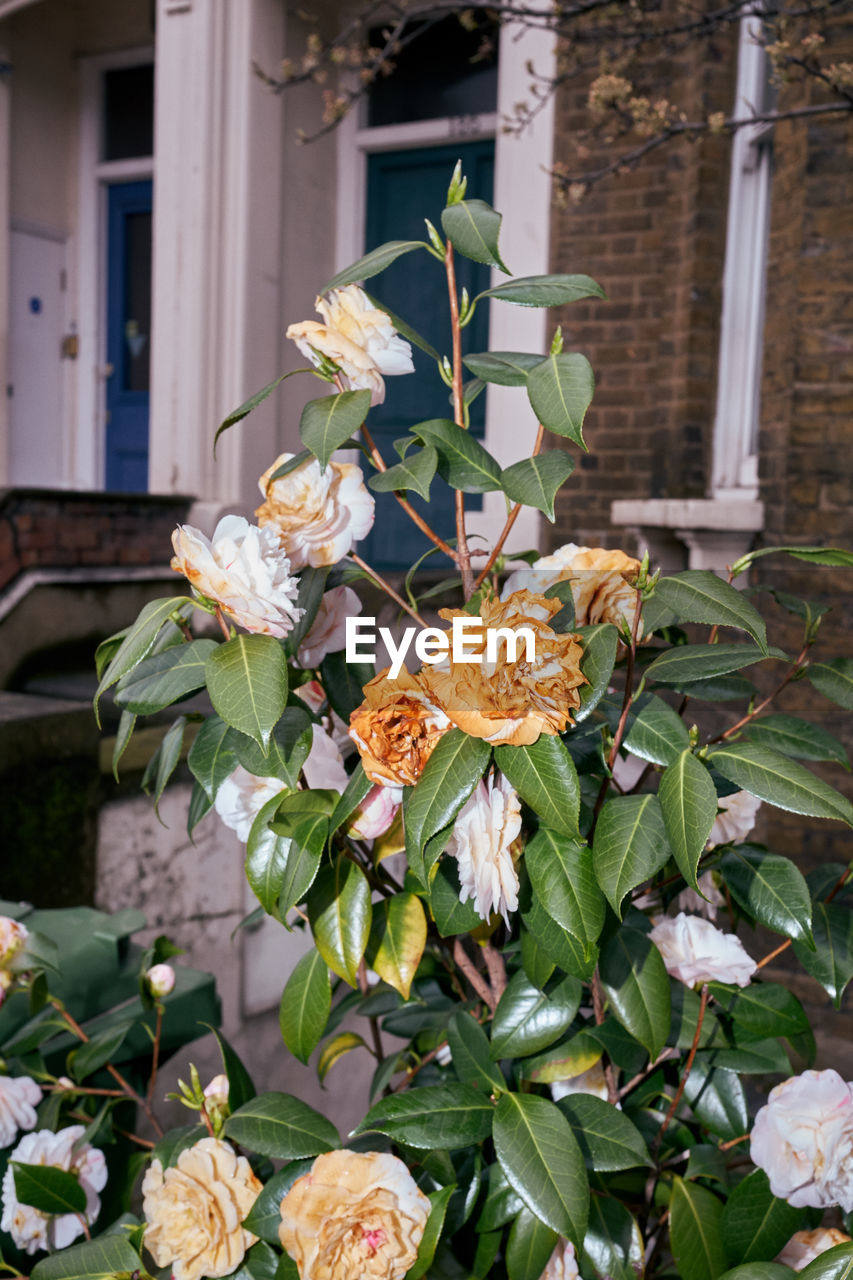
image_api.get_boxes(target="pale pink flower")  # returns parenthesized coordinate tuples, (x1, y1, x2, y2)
(1, 1126, 107, 1253)
(448, 771, 522, 925)
(347, 784, 401, 839)
(145, 963, 176, 998)
(303, 724, 349, 793)
(751, 1070, 853, 1211)
(256, 454, 374, 569)
(297, 587, 361, 668)
(707, 790, 761, 847)
(0, 1076, 41, 1149)
(674, 870, 726, 920)
(650, 913, 757, 988)
(540, 1238, 580, 1280)
(214, 765, 285, 843)
(777, 1228, 852, 1271)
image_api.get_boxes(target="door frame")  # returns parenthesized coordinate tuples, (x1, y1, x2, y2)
(77, 47, 154, 491)
(336, 17, 556, 556)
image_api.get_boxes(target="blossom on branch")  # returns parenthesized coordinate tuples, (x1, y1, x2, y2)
(349, 666, 450, 788)
(540, 1239, 580, 1280)
(256, 453, 374, 569)
(0, 1075, 41, 1149)
(0, 916, 28, 1007)
(448, 770, 522, 925)
(297, 586, 361, 668)
(751, 1070, 853, 1212)
(650, 912, 757, 988)
(777, 1228, 853, 1271)
(503, 543, 641, 633)
(707, 789, 762, 847)
(1, 1126, 107, 1253)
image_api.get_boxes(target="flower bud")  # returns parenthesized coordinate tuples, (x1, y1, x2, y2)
(146, 963, 176, 998)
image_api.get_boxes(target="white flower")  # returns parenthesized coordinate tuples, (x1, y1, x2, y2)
(751, 1070, 853, 1212)
(171, 515, 302, 638)
(0, 1076, 41, 1149)
(145, 963, 176, 998)
(650, 912, 757, 988)
(297, 587, 361, 668)
(303, 724, 349, 793)
(215, 765, 285, 842)
(287, 285, 414, 405)
(674, 870, 726, 920)
(347, 784, 401, 840)
(0, 916, 28, 1006)
(540, 1238, 580, 1280)
(707, 790, 761, 847)
(550, 1061, 610, 1104)
(448, 771, 522, 926)
(777, 1228, 852, 1270)
(1, 1126, 107, 1253)
(294, 681, 353, 756)
(256, 454, 374, 569)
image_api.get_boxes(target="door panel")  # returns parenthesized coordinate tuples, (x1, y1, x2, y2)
(360, 141, 494, 570)
(105, 180, 152, 492)
(8, 230, 65, 487)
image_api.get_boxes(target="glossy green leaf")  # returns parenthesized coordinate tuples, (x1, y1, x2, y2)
(328, 761, 372, 832)
(317, 1031, 368, 1084)
(367, 892, 427, 999)
(404, 730, 491, 882)
(593, 794, 671, 916)
(646, 643, 774, 684)
(206, 634, 289, 750)
(188, 713, 240, 800)
(718, 1267, 795, 1280)
(270, 790, 335, 856)
(110, 707, 136, 779)
(463, 350, 544, 386)
(521, 927, 556, 990)
(357, 1083, 494, 1148)
(793, 902, 853, 1006)
(412, 418, 503, 493)
(659, 750, 718, 890)
(206, 1024, 257, 1110)
(710, 742, 853, 826)
(447, 1010, 505, 1093)
(808, 658, 853, 710)
(279, 949, 330, 1064)
(624, 694, 690, 766)
(670, 1177, 728, 1280)
(710, 981, 811, 1049)
(70, 1021, 132, 1080)
(522, 894, 598, 981)
(575, 623, 619, 722)
(322, 239, 428, 291)
(441, 198, 509, 272)
(526, 828, 604, 947)
(492, 1092, 588, 1245)
(142, 715, 187, 815)
(225, 1091, 339, 1158)
(94, 595, 193, 721)
(526, 352, 595, 448)
(479, 273, 606, 308)
(214, 369, 309, 452)
(491, 972, 582, 1059)
(300, 389, 372, 468)
(655, 571, 768, 650)
(506, 1206, 559, 1280)
(798, 1243, 853, 1278)
(429, 856, 484, 936)
(721, 1168, 805, 1266)
(477, 1163, 525, 1232)
(600, 927, 671, 1059)
(682, 1059, 748, 1141)
(114, 638, 216, 713)
(307, 857, 372, 987)
(242, 1162, 314, 1244)
(406, 1185, 455, 1280)
(701, 1038, 792, 1075)
(582, 1196, 645, 1280)
(320, 651, 374, 721)
(368, 446, 438, 500)
(494, 735, 580, 838)
(30, 1234, 143, 1280)
(721, 844, 813, 943)
(13, 1163, 87, 1215)
(233, 706, 313, 787)
(746, 714, 849, 767)
(555, 1093, 650, 1171)
(247, 795, 298, 916)
(501, 452, 575, 521)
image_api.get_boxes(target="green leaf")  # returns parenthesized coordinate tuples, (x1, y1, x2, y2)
(143, 715, 187, 815)
(463, 351, 544, 386)
(246, 795, 296, 915)
(243, 1162, 314, 1244)
(357, 1083, 494, 1149)
(214, 369, 308, 452)
(625, 695, 691, 766)
(30, 1235, 142, 1280)
(111, 708, 136, 779)
(721, 1169, 805, 1266)
(225, 1091, 339, 1158)
(267, 448, 312, 482)
(441, 198, 509, 272)
(505, 1206, 559, 1280)
(492, 1092, 588, 1245)
(329, 761, 372, 833)
(272, 790, 335, 858)
(412, 418, 503, 493)
(521, 927, 556, 989)
(279, 949, 330, 1064)
(599, 927, 671, 1059)
(793, 901, 853, 1007)
(447, 1010, 505, 1093)
(234, 707, 313, 787)
(646, 643, 774, 684)
(526, 353, 595, 448)
(114, 638, 216, 713)
(575, 624, 619, 722)
(669, 1177, 728, 1280)
(206, 1024, 257, 1110)
(808, 659, 853, 709)
(655, 571, 768, 651)
(429, 857, 484, 936)
(711, 982, 811, 1050)
(710, 742, 853, 826)
(300, 389, 372, 469)
(317, 1031, 368, 1084)
(404, 730, 491, 882)
(500, 453, 575, 521)
(799, 1243, 853, 1278)
(582, 1195, 645, 1280)
(368, 446, 438, 501)
(701, 1039, 791, 1075)
(682, 1059, 748, 1141)
(71, 1021, 132, 1079)
(746, 714, 849, 767)
(593, 794, 672, 916)
(522, 894, 598, 981)
(206, 634, 289, 750)
(719, 1268, 795, 1280)
(720, 845, 813, 944)
(93, 595, 193, 721)
(479, 273, 606, 308)
(13, 1163, 87, 1215)
(555, 1093, 650, 1171)
(659, 750, 718, 890)
(321, 239, 428, 291)
(367, 893, 427, 999)
(525, 828, 604, 947)
(494, 735, 580, 839)
(491, 972, 582, 1059)
(407, 1185, 456, 1280)
(307, 857, 372, 987)
(320, 651, 374, 721)
(287, 567, 330, 651)
(188, 713, 240, 800)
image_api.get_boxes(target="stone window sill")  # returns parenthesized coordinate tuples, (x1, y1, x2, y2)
(610, 497, 765, 574)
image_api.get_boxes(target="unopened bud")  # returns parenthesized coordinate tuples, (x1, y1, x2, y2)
(203, 1074, 230, 1108)
(146, 963, 176, 998)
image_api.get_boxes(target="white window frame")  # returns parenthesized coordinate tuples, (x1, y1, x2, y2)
(76, 46, 154, 491)
(336, 14, 556, 555)
(710, 14, 772, 500)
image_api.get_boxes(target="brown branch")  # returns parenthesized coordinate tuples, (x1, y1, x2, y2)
(214, 607, 231, 642)
(618, 1048, 678, 1099)
(473, 424, 546, 591)
(349, 552, 428, 627)
(391, 1041, 448, 1093)
(453, 937, 496, 1011)
(719, 1132, 750, 1150)
(482, 941, 508, 1006)
(360, 422, 459, 561)
(445, 240, 475, 600)
(654, 983, 708, 1153)
(712, 642, 810, 742)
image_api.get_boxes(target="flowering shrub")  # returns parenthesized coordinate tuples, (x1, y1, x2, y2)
(3, 166, 853, 1280)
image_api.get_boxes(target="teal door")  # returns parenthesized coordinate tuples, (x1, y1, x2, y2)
(360, 140, 494, 570)
(105, 180, 152, 491)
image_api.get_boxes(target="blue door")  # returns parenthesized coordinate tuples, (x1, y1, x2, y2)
(360, 141, 494, 570)
(105, 180, 152, 491)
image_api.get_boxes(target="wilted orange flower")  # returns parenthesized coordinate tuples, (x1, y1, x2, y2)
(349, 666, 450, 788)
(503, 542, 641, 633)
(279, 1149, 430, 1280)
(418, 590, 586, 746)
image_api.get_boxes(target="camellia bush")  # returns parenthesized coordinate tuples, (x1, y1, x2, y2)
(3, 165, 853, 1280)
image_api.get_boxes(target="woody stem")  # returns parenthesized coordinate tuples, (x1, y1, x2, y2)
(444, 241, 474, 601)
(473, 425, 546, 591)
(359, 422, 458, 561)
(349, 553, 427, 628)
